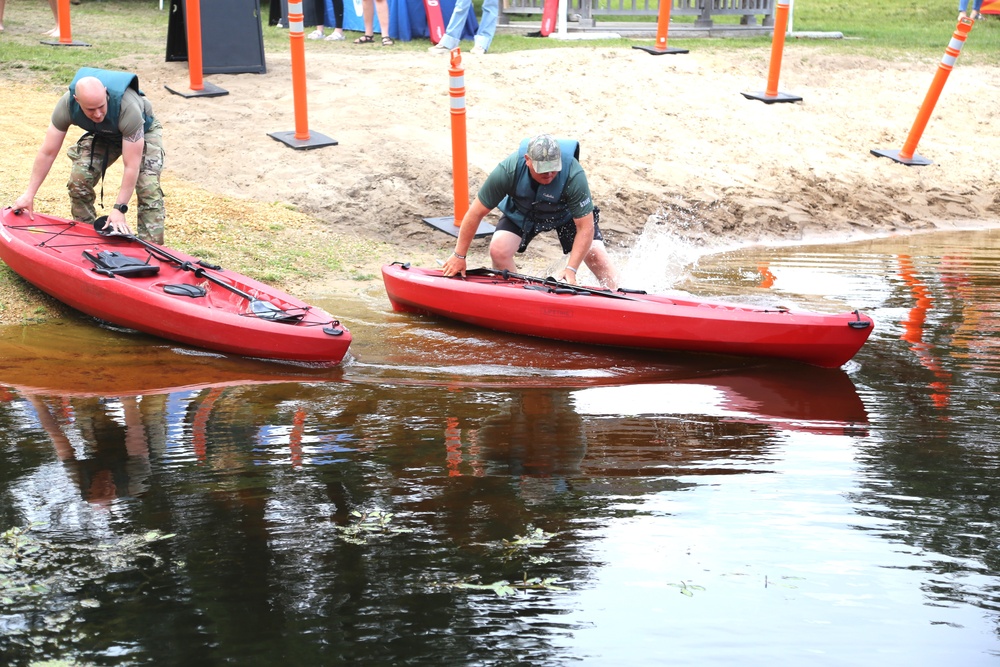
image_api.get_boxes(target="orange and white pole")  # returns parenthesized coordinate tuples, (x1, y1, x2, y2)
(449, 48, 469, 228)
(632, 0, 688, 55)
(422, 49, 494, 237)
(872, 17, 974, 166)
(267, 0, 337, 149)
(742, 0, 801, 104)
(288, 3, 310, 142)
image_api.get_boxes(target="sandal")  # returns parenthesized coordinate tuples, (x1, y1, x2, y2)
(354, 34, 375, 44)
(381, 36, 394, 46)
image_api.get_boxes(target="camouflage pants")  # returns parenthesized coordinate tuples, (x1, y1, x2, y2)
(66, 120, 166, 244)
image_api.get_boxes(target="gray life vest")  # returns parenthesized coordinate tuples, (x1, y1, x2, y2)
(498, 138, 581, 233)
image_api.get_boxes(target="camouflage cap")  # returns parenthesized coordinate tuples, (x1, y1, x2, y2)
(526, 134, 562, 173)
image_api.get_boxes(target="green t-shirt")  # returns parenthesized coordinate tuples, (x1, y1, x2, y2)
(477, 151, 595, 219)
(51, 88, 151, 138)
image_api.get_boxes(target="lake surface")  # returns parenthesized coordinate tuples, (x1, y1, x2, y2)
(2, 227, 999, 666)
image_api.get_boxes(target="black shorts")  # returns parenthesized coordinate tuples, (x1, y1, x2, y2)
(496, 208, 604, 254)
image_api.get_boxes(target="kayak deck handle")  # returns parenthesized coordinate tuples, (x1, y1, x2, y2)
(848, 310, 872, 329)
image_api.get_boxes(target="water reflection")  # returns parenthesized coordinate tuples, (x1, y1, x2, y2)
(25, 395, 155, 507)
(3, 228, 1000, 664)
(897, 254, 952, 409)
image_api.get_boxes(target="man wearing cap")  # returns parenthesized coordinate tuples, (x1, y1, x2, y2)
(12, 67, 166, 243)
(442, 134, 619, 289)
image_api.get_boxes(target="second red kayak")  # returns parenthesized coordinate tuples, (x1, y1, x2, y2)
(381, 263, 874, 368)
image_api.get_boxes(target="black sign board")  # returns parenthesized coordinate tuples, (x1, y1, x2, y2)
(166, 0, 266, 75)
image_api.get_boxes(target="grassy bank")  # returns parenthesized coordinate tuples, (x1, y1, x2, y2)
(1, 0, 998, 84)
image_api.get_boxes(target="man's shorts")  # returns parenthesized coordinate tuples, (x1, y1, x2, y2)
(497, 207, 604, 254)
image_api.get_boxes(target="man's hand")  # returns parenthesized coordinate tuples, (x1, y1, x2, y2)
(555, 267, 579, 285)
(12, 194, 35, 219)
(103, 209, 133, 236)
(442, 253, 467, 278)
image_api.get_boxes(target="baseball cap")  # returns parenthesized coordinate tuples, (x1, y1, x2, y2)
(526, 134, 562, 173)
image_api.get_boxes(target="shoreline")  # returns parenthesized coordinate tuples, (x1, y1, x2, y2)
(3, 45, 1000, 323)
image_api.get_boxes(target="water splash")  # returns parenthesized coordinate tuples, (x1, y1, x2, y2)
(617, 207, 740, 293)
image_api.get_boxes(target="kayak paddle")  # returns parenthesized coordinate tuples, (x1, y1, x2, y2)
(93, 217, 303, 323)
(464, 267, 642, 301)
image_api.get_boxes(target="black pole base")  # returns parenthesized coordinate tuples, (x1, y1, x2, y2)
(41, 39, 91, 47)
(267, 130, 339, 150)
(741, 90, 802, 104)
(870, 148, 933, 166)
(422, 216, 495, 238)
(164, 81, 229, 98)
(632, 45, 689, 55)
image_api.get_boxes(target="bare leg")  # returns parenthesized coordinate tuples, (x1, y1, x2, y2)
(488, 230, 522, 272)
(0, 0, 7, 32)
(583, 241, 619, 290)
(374, 0, 389, 35)
(45, 0, 59, 36)
(362, 0, 373, 34)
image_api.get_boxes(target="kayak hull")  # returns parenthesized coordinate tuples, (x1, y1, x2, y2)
(381, 263, 873, 368)
(0, 208, 351, 363)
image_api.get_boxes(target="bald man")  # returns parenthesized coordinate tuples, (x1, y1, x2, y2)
(13, 67, 166, 243)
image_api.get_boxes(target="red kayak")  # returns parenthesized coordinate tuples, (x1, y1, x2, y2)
(381, 263, 874, 368)
(0, 207, 351, 363)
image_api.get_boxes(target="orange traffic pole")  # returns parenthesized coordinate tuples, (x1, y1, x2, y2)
(164, 0, 228, 98)
(267, 0, 337, 150)
(422, 49, 494, 238)
(42, 0, 89, 47)
(289, 7, 310, 142)
(742, 0, 800, 104)
(57, 0, 71, 44)
(632, 0, 688, 55)
(872, 17, 975, 166)
(449, 48, 469, 228)
(186, 0, 205, 91)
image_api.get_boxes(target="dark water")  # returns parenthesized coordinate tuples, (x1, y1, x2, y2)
(1, 228, 999, 666)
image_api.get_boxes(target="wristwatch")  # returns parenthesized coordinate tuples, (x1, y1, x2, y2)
(113, 203, 128, 214)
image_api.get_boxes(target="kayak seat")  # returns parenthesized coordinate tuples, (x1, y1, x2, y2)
(83, 250, 160, 278)
(163, 283, 208, 298)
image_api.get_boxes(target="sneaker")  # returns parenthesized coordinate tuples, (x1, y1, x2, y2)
(428, 42, 450, 53)
(470, 46, 486, 55)
(307, 28, 324, 40)
(325, 31, 345, 41)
